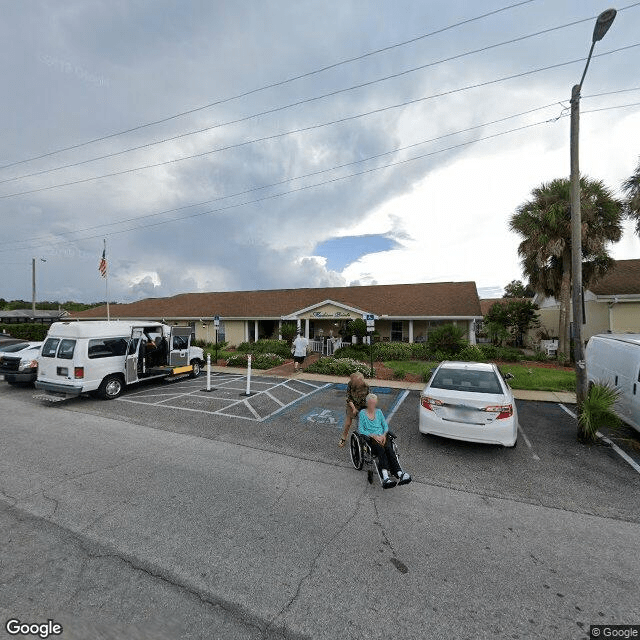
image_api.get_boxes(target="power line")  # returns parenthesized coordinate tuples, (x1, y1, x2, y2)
(1, 43, 638, 201)
(0, 102, 563, 248)
(0, 11, 603, 186)
(3, 87, 636, 249)
(3, 101, 636, 255)
(0, 0, 538, 172)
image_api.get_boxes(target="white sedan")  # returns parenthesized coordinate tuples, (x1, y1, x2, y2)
(419, 361, 518, 447)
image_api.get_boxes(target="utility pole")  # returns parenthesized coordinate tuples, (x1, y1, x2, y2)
(569, 8, 616, 412)
(32, 257, 36, 318)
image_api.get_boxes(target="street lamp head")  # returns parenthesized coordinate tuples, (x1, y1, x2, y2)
(592, 8, 616, 42)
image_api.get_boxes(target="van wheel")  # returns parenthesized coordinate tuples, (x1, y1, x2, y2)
(190, 359, 201, 378)
(98, 375, 123, 400)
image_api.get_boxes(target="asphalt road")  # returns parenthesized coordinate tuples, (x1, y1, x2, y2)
(1, 375, 639, 640)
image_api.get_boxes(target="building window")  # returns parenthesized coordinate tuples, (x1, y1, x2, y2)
(308, 321, 315, 339)
(391, 321, 404, 342)
(217, 321, 225, 343)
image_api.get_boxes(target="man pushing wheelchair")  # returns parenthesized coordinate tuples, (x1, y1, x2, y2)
(351, 392, 412, 489)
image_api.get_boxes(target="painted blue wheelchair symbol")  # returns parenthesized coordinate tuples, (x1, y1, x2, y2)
(302, 407, 344, 429)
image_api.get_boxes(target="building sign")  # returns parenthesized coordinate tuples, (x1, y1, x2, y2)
(311, 311, 354, 319)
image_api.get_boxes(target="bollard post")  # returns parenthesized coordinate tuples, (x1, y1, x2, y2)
(202, 352, 216, 392)
(245, 354, 252, 396)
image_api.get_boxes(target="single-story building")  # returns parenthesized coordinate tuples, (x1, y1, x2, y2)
(0, 308, 68, 325)
(72, 281, 483, 348)
(535, 259, 640, 343)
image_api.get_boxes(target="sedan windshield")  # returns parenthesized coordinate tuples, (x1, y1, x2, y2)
(430, 368, 503, 394)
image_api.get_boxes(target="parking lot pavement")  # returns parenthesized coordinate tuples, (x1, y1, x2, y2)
(1, 378, 640, 639)
(0, 388, 640, 640)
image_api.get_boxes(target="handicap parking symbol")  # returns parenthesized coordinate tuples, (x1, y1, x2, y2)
(302, 407, 343, 429)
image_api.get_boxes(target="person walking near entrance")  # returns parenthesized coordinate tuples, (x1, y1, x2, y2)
(292, 331, 308, 373)
(338, 371, 369, 448)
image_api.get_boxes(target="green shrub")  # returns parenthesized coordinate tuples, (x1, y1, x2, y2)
(392, 368, 407, 380)
(226, 352, 284, 369)
(0, 323, 49, 341)
(280, 322, 298, 344)
(456, 345, 487, 362)
(578, 383, 621, 444)
(494, 347, 525, 362)
(478, 344, 499, 360)
(532, 350, 549, 362)
(236, 339, 291, 358)
(427, 324, 467, 356)
(305, 357, 371, 377)
(372, 342, 414, 361)
(333, 344, 369, 360)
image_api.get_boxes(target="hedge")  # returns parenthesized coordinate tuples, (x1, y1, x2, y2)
(236, 339, 291, 358)
(226, 353, 285, 369)
(305, 357, 372, 377)
(0, 323, 49, 341)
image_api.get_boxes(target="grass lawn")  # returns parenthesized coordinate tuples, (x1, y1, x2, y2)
(498, 364, 576, 392)
(384, 360, 576, 392)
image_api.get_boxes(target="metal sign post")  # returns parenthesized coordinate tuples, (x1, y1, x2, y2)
(214, 315, 220, 366)
(364, 314, 375, 378)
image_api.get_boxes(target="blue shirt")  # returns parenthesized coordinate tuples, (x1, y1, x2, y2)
(358, 408, 389, 437)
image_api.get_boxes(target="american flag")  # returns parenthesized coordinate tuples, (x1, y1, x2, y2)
(99, 244, 107, 278)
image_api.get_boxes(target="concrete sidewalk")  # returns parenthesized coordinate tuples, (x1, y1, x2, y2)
(207, 366, 577, 403)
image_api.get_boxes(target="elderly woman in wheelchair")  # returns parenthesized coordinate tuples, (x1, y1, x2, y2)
(349, 393, 412, 489)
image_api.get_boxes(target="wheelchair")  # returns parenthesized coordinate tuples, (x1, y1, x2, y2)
(349, 430, 400, 487)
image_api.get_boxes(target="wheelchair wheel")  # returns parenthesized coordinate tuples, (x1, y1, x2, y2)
(350, 433, 364, 470)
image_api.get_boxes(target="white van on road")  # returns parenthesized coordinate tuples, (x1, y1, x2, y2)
(35, 321, 204, 400)
(586, 334, 640, 433)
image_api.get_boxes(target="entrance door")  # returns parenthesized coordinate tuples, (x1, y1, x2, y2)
(126, 328, 143, 383)
(169, 327, 192, 367)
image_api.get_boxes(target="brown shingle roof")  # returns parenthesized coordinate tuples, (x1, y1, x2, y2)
(73, 282, 482, 319)
(589, 259, 640, 296)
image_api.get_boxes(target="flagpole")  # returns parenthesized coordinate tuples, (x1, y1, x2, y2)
(104, 239, 110, 321)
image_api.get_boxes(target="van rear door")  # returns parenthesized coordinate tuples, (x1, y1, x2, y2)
(125, 328, 143, 384)
(169, 327, 192, 367)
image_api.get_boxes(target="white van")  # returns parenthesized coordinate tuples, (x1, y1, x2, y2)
(35, 321, 204, 400)
(586, 334, 640, 433)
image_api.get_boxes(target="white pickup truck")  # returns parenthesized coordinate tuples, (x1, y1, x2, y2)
(35, 320, 204, 400)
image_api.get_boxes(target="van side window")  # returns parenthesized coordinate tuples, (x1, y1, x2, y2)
(42, 338, 60, 358)
(172, 335, 188, 350)
(58, 339, 76, 360)
(128, 338, 139, 355)
(88, 338, 128, 359)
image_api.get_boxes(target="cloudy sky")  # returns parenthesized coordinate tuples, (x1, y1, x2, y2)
(0, 0, 638, 303)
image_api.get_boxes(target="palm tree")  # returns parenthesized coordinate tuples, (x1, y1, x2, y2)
(510, 177, 623, 357)
(622, 157, 640, 235)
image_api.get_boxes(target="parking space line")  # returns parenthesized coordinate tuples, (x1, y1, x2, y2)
(517, 423, 540, 461)
(293, 379, 325, 388)
(263, 382, 333, 422)
(280, 383, 306, 395)
(385, 389, 410, 424)
(559, 403, 640, 475)
(264, 391, 285, 407)
(244, 400, 261, 419)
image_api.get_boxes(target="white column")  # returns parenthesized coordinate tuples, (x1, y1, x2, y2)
(304, 318, 309, 339)
(408, 320, 414, 344)
(469, 321, 477, 345)
(254, 320, 259, 342)
(244, 320, 249, 342)
(296, 318, 301, 334)
(278, 320, 282, 340)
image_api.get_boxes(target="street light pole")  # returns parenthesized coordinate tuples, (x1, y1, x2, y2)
(31, 257, 47, 318)
(570, 8, 616, 411)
